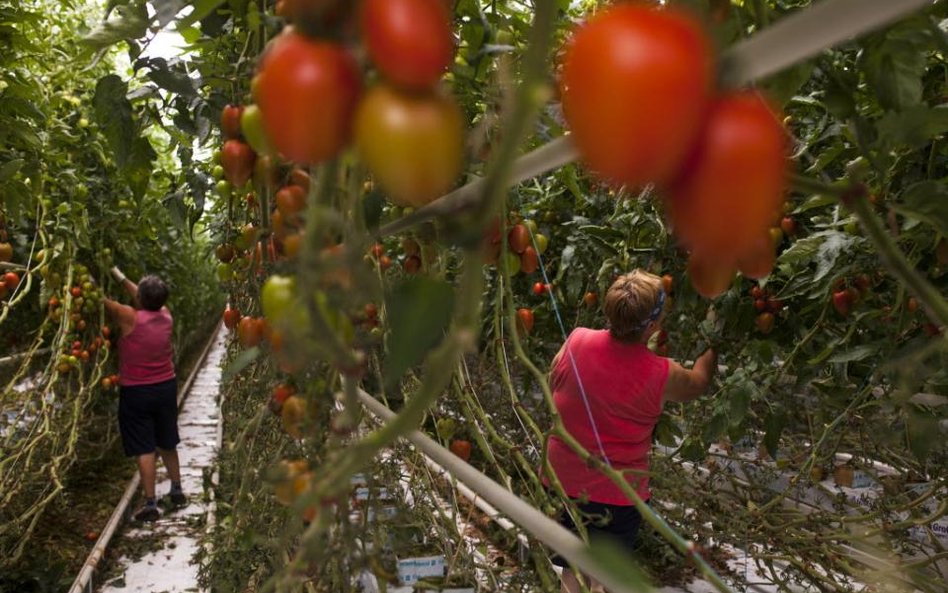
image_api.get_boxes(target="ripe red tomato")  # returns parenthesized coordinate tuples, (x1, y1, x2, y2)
(223, 307, 240, 330)
(583, 291, 598, 306)
(361, 0, 454, 90)
(907, 297, 919, 313)
(560, 4, 714, 188)
(221, 105, 244, 139)
(780, 216, 797, 236)
(403, 255, 422, 274)
(275, 185, 307, 218)
(256, 32, 361, 164)
(532, 282, 546, 296)
(667, 91, 788, 264)
(221, 140, 256, 187)
(354, 84, 463, 207)
(832, 290, 852, 317)
(520, 246, 539, 274)
(661, 274, 673, 295)
(449, 439, 472, 461)
(508, 224, 530, 254)
(238, 316, 264, 347)
(687, 253, 734, 299)
(516, 308, 534, 335)
(3, 271, 20, 290)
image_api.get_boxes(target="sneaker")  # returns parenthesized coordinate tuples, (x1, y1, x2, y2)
(133, 504, 160, 522)
(169, 491, 188, 508)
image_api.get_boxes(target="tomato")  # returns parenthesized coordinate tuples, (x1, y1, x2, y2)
(501, 251, 521, 275)
(0, 242, 12, 262)
(275, 185, 307, 218)
(101, 326, 111, 338)
(361, 0, 454, 90)
(780, 216, 797, 236)
(240, 104, 274, 156)
(256, 32, 361, 164)
(221, 104, 244, 139)
(235, 223, 259, 251)
(223, 307, 241, 330)
(273, 459, 310, 504)
(261, 275, 298, 325)
(532, 282, 546, 296)
(3, 271, 20, 290)
(216, 243, 236, 263)
(583, 291, 598, 306)
(289, 168, 312, 193)
(755, 312, 775, 334)
(449, 439, 472, 462)
(282, 233, 302, 259)
(281, 395, 307, 438)
(736, 237, 776, 280)
(269, 383, 295, 415)
(516, 308, 534, 335)
(221, 140, 256, 188)
(238, 316, 264, 347)
(48, 296, 60, 308)
(253, 155, 280, 194)
(402, 238, 421, 256)
(687, 252, 734, 299)
(832, 290, 852, 317)
(354, 84, 463, 207)
(533, 233, 549, 255)
(508, 224, 530, 254)
(520, 246, 539, 274)
(661, 274, 673, 294)
(667, 91, 788, 263)
(560, 4, 714, 188)
(403, 255, 422, 274)
(379, 254, 393, 270)
(370, 243, 385, 258)
(907, 297, 919, 313)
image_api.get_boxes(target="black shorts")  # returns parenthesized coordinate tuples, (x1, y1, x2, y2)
(118, 378, 180, 456)
(551, 496, 646, 567)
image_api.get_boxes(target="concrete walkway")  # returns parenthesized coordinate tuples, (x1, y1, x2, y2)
(98, 328, 226, 593)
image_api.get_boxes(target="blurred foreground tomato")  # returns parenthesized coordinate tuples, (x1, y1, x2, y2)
(256, 31, 361, 164)
(560, 3, 714, 188)
(354, 84, 463, 207)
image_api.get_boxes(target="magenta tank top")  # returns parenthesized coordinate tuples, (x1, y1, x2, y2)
(118, 309, 176, 386)
(546, 328, 669, 505)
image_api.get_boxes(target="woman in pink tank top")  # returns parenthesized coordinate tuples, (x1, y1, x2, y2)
(547, 270, 717, 593)
(104, 268, 186, 522)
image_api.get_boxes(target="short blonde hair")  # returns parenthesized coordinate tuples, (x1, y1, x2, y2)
(604, 270, 664, 342)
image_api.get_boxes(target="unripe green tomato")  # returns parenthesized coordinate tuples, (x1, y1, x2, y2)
(523, 219, 538, 236)
(212, 165, 225, 179)
(240, 104, 275, 156)
(216, 262, 233, 282)
(501, 251, 521, 275)
(78, 118, 89, 128)
(261, 275, 297, 324)
(216, 180, 232, 198)
(533, 233, 549, 255)
(211, 150, 221, 164)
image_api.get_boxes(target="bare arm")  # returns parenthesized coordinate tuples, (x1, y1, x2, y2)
(111, 266, 140, 308)
(662, 348, 717, 403)
(103, 298, 136, 336)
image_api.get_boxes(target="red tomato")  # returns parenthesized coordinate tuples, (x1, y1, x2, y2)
(238, 316, 263, 347)
(583, 291, 598, 306)
(361, 0, 454, 90)
(507, 224, 530, 254)
(256, 32, 361, 164)
(516, 308, 534, 335)
(275, 185, 307, 218)
(780, 216, 797, 236)
(687, 252, 734, 299)
(532, 282, 546, 296)
(221, 105, 244, 140)
(520, 247, 539, 274)
(832, 290, 852, 317)
(403, 255, 422, 274)
(560, 4, 714, 188)
(667, 91, 789, 263)
(289, 168, 312, 193)
(449, 439, 472, 461)
(661, 275, 673, 295)
(354, 84, 463, 207)
(221, 140, 256, 188)
(3, 271, 20, 290)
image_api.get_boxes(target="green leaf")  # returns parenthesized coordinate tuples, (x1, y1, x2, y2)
(383, 278, 455, 389)
(175, 0, 226, 30)
(0, 159, 25, 183)
(762, 411, 786, 460)
(894, 181, 948, 237)
(827, 344, 877, 363)
(584, 539, 650, 591)
(82, 2, 150, 49)
(702, 413, 728, 444)
(728, 381, 754, 426)
(143, 57, 197, 97)
(222, 346, 260, 381)
(812, 231, 859, 282)
(763, 61, 815, 107)
(92, 75, 136, 168)
(877, 106, 948, 149)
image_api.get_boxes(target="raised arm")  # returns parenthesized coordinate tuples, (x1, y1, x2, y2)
(111, 266, 140, 307)
(662, 348, 717, 403)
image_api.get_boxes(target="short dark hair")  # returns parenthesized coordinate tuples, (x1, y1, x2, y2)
(138, 275, 169, 311)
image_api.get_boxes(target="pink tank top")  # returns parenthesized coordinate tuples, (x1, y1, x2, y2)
(118, 309, 176, 386)
(546, 328, 669, 505)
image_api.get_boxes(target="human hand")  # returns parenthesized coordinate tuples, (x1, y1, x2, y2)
(110, 266, 126, 283)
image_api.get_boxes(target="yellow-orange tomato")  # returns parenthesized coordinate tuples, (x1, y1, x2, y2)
(354, 84, 463, 207)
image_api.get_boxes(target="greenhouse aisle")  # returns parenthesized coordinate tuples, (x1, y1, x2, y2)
(97, 328, 227, 593)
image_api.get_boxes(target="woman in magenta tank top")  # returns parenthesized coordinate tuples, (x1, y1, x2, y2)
(547, 270, 717, 593)
(104, 268, 187, 522)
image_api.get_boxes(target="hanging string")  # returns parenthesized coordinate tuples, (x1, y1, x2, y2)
(527, 227, 611, 468)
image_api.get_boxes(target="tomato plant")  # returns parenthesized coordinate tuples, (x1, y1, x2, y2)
(560, 3, 714, 188)
(256, 31, 362, 164)
(354, 84, 463, 207)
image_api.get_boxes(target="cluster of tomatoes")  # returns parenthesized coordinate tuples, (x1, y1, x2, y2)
(484, 218, 549, 276)
(749, 284, 785, 335)
(48, 265, 114, 377)
(830, 275, 873, 318)
(560, 3, 789, 298)
(0, 229, 20, 300)
(244, 0, 463, 208)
